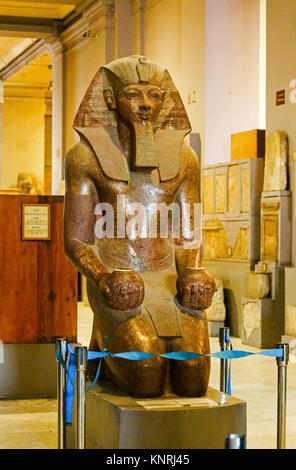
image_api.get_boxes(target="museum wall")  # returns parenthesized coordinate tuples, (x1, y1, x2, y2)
(265, 0, 296, 265)
(58, 0, 206, 182)
(63, 30, 107, 153)
(204, 0, 261, 165)
(144, 0, 205, 147)
(1, 93, 45, 189)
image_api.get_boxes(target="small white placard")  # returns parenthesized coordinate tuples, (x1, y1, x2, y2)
(22, 204, 50, 240)
(137, 397, 218, 410)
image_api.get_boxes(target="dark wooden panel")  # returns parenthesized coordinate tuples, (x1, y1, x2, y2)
(37, 197, 77, 343)
(0, 195, 38, 343)
(0, 195, 77, 344)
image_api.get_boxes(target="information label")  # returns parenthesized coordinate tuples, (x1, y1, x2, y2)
(22, 204, 50, 240)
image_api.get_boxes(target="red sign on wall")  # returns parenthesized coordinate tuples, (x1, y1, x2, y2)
(276, 90, 285, 106)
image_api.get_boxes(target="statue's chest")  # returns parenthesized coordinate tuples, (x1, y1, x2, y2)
(98, 170, 179, 206)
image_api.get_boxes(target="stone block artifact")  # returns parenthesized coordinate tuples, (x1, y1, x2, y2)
(64, 56, 215, 397)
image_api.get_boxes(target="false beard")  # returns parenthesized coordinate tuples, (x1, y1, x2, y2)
(131, 120, 159, 169)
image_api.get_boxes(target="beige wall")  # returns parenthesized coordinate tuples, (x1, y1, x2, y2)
(144, 0, 205, 140)
(1, 95, 45, 189)
(266, 0, 296, 265)
(63, 31, 107, 153)
(266, 0, 296, 154)
(205, 0, 261, 165)
(59, 0, 205, 175)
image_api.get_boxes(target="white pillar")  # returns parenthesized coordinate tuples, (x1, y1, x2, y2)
(115, 0, 133, 58)
(130, 0, 145, 55)
(259, 0, 266, 129)
(0, 80, 3, 188)
(49, 39, 64, 195)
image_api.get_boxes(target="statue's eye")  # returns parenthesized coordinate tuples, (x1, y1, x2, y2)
(125, 91, 140, 99)
(149, 91, 161, 99)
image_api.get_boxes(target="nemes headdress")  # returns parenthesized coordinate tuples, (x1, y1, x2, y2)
(73, 55, 191, 182)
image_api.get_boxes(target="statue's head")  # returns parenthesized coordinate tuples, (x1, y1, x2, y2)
(106, 83, 164, 126)
(102, 56, 166, 127)
(73, 56, 191, 182)
(74, 55, 190, 132)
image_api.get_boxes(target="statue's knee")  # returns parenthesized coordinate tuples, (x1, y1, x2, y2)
(170, 359, 210, 396)
(124, 359, 166, 398)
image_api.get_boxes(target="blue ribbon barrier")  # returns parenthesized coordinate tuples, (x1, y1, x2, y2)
(57, 344, 284, 425)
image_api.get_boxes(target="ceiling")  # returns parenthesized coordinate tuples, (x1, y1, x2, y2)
(0, 37, 36, 69)
(5, 51, 52, 88)
(0, 1, 80, 20)
(0, 1, 86, 90)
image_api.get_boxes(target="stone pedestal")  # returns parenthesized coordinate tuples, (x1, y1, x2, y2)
(260, 191, 292, 265)
(242, 264, 285, 348)
(0, 344, 57, 398)
(241, 298, 275, 348)
(66, 381, 246, 449)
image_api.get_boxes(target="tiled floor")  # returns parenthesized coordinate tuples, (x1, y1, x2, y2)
(0, 302, 295, 449)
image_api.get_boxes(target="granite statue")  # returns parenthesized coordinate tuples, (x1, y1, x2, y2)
(64, 56, 215, 397)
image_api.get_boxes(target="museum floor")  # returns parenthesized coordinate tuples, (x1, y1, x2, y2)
(0, 302, 295, 450)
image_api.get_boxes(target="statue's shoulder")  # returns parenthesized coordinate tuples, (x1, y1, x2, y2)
(65, 140, 95, 176)
(65, 140, 93, 164)
(180, 142, 200, 172)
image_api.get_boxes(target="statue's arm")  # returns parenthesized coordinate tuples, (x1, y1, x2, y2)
(64, 142, 108, 288)
(174, 144, 202, 275)
(173, 144, 215, 310)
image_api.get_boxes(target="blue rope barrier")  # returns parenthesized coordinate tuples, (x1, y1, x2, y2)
(57, 344, 284, 425)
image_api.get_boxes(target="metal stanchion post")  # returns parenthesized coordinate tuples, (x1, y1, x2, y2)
(225, 434, 246, 449)
(219, 327, 230, 394)
(75, 346, 88, 449)
(56, 338, 67, 449)
(276, 343, 289, 449)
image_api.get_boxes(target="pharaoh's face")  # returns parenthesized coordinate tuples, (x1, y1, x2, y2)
(116, 84, 165, 125)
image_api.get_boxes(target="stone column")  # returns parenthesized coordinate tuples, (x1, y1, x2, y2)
(129, 0, 145, 55)
(43, 91, 52, 195)
(48, 39, 64, 195)
(0, 80, 3, 188)
(115, 0, 133, 58)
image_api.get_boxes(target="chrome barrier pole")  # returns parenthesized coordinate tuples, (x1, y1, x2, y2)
(225, 434, 246, 449)
(56, 338, 67, 449)
(219, 327, 230, 393)
(75, 346, 87, 449)
(276, 343, 289, 449)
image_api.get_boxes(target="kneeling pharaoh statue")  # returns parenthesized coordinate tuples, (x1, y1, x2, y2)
(64, 56, 216, 398)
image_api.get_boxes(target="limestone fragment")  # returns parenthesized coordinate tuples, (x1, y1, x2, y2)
(263, 131, 288, 192)
(206, 278, 226, 321)
(242, 302, 261, 339)
(247, 272, 270, 299)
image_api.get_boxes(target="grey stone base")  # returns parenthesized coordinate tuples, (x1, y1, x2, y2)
(208, 320, 225, 337)
(66, 380, 246, 449)
(241, 298, 277, 349)
(0, 344, 57, 398)
(203, 260, 251, 337)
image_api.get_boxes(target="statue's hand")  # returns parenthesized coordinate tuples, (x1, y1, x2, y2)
(99, 270, 144, 311)
(176, 268, 216, 311)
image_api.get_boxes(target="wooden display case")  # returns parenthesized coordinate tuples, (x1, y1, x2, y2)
(0, 194, 77, 344)
(201, 159, 264, 264)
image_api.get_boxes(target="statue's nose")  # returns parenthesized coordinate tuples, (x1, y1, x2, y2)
(139, 95, 151, 111)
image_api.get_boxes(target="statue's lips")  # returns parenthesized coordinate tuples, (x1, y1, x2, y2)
(137, 113, 152, 120)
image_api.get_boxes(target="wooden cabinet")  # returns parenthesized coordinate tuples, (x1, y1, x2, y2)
(0, 195, 77, 343)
